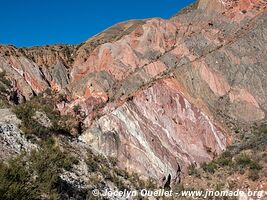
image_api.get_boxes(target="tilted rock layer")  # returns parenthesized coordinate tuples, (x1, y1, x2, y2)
(0, 0, 267, 184)
(81, 79, 227, 182)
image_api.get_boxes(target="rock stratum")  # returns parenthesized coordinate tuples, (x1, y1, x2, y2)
(0, 0, 267, 186)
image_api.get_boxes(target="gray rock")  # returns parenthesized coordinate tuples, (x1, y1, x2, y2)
(0, 109, 35, 160)
(32, 111, 52, 128)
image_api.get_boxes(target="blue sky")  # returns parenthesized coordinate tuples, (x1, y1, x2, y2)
(1, 0, 195, 47)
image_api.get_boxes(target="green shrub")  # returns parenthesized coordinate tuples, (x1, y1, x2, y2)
(114, 168, 129, 179)
(12, 96, 72, 137)
(258, 125, 267, 134)
(85, 151, 110, 173)
(202, 162, 218, 174)
(13, 102, 35, 129)
(216, 157, 232, 167)
(0, 71, 11, 87)
(221, 150, 232, 159)
(0, 155, 37, 200)
(234, 154, 262, 178)
(58, 93, 68, 103)
(235, 154, 252, 168)
(0, 138, 76, 199)
(73, 104, 81, 114)
(249, 160, 261, 171)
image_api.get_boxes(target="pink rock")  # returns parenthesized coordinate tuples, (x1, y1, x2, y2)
(197, 60, 231, 96)
(81, 78, 228, 183)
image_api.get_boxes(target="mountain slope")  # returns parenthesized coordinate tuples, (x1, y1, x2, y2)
(0, 0, 266, 194)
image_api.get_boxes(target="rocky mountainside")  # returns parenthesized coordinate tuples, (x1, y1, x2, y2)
(0, 0, 267, 199)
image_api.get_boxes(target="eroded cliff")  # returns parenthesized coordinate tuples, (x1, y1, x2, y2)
(0, 0, 266, 187)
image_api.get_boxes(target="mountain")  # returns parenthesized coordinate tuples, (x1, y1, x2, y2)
(0, 0, 266, 199)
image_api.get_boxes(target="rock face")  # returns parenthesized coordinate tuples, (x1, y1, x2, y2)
(0, 109, 35, 160)
(0, 44, 76, 101)
(80, 78, 227, 183)
(0, 0, 267, 184)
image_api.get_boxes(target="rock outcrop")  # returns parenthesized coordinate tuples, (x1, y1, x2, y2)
(0, 45, 74, 101)
(80, 78, 227, 184)
(0, 0, 266, 185)
(0, 109, 35, 160)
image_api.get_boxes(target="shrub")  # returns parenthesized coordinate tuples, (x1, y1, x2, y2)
(202, 162, 218, 174)
(13, 96, 73, 137)
(0, 137, 76, 199)
(235, 154, 252, 168)
(109, 157, 118, 166)
(58, 93, 68, 103)
(73, 104, 81, 114)
(0, 155, 37, 200)
(259, 126, 267, 134)
(221, 150, 232, 159)
(216, 157, 232, 167)
(188, 164, 199, 177)
(173, 183, 185, 193)
(13, 102, 35, 129)
(13, 103, 51, 137)
(86, 151, 109, 173)
(0, 71, 11, 87)
(234, 154, 262, 178)
(248, 169, 260, 181)
(126, 172, 146, 189)
(249, 160, 261, 171)
(145, 177, 157, 189)
(114, 168, 129, 179)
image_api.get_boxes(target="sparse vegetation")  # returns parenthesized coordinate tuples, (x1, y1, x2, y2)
(84, 150, 154, 190)
(183, 124, 267, 196)
(0, 137, 76, 200)
(248, 169, 260, 181)
(216, 157, 232, 167)
(0, 71, 12, 108)
(188, 164, 200, 177)
(0, 71, 11, 88)
(235, 154, 255, 169)
(58, 93, 68, 103)
(199, 151, 262, 181)
(73, 104, 81, 114)
(202, 162, 218, 174)
(12, 94, 73, 137)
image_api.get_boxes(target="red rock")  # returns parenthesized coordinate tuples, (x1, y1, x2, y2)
(0, 0, 266, 184)
(80, 78, 228, 183)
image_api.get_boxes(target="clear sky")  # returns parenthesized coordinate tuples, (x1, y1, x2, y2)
(1, 0, 195, 47)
